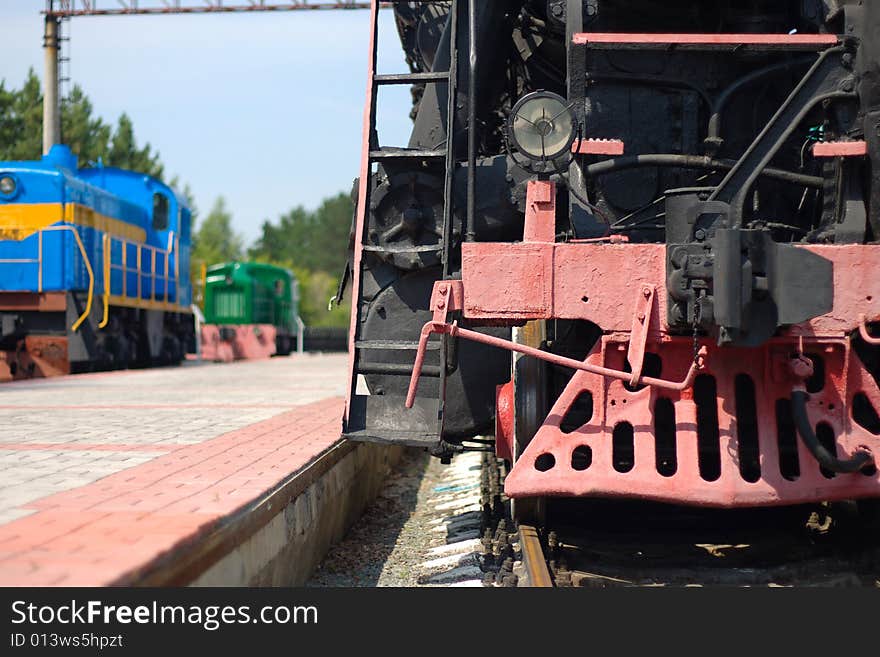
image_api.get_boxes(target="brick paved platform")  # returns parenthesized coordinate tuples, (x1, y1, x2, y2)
(0, 354, 355, 586)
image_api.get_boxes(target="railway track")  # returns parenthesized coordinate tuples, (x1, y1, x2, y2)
(510, 516, 880, 587)
(490, 460, 880, 588)
(311, 449, 880, 587)
(516, 525, 553, 587)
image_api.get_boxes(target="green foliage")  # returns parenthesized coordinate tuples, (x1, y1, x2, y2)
(250, 192, 353, 328)
(192, 197, 244, 267)
(190, 197, 245, 310)
(60, 85, 112, 166)
(0, 69, 163, 179)
(0, 71, 42, 159)
(251, 192, 353, 276)
(292, 268, 350, 329)
(168, 175, 197, 218)
(107, 113, 163, 179)
(249, 192, 353, 328)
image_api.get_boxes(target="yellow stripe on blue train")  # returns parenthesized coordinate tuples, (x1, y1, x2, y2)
(0, 145, 194, 380)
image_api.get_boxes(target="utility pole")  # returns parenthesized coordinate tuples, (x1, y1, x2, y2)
(42, 12, 61, 154)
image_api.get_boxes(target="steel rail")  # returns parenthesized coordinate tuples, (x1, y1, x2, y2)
(518, 524, 553, 587)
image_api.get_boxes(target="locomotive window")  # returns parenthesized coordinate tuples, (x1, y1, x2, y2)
(152, 193, 169, 230)
(274, 280, 284, 296)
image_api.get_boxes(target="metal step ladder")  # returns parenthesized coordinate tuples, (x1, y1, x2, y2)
(344, 0, 461, 448)
(57, 14, 72, 139)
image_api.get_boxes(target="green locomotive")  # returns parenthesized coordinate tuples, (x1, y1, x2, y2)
(201, 261, 300, 360)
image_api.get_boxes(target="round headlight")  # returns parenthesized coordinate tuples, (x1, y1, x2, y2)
(0, 175, 16, 196)
(508, 91, 577, 162)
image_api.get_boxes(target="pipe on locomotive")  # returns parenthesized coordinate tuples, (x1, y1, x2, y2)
(466, 0, 477, 243)
(706, 56, 816, 148)
(791, 387, 875, 474)
(583, 154, 824, 189)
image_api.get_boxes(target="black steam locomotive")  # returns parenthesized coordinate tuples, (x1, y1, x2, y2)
(342, 1, 880, 513)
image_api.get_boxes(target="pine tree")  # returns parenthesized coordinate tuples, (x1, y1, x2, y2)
(60, 85, 111, 165)
(0, 81, 18, 155)
(108, 113, 163, 179)
(0, 70, 43, 160)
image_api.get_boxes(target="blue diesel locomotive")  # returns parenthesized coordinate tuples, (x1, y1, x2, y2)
(0, 145, 194, 380)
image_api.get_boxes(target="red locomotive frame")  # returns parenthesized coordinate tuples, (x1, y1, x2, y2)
(406, 181, 880, 507)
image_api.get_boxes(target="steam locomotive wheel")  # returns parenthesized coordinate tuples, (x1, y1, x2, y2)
(510, 320, 549, 526)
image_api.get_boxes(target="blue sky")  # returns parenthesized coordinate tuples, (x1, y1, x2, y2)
(0, 1, 413, 242)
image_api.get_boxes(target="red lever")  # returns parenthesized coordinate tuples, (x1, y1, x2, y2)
(405, 315, 707, 409)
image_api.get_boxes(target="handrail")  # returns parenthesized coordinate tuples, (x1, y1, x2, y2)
(42, 224, 94, 332)
(100, 233, 110, 328)
(105, 231, 177, 307)
(0, 223, 94, 331)
(295, 315, 305, 355)
(37, 231, 43, 293)
(0, 223, 180, 329)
